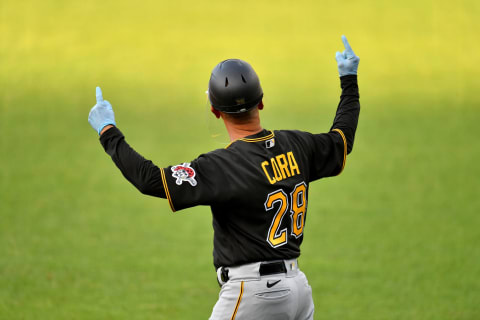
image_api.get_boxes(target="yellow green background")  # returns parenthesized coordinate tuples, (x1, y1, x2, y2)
(1, 0, 479, 319)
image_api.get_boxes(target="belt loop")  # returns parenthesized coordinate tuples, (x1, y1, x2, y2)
(221, 267, 230, 282)
(216, 267, 229, 287)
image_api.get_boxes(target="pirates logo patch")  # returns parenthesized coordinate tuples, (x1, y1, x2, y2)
(171, 163, 197, 186)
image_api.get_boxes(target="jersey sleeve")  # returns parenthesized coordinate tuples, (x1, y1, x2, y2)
(305, 130, 347, 181)
(100, 127, 232, 212)
(160, 151, 232, 212)
(100, 126, 167, 198)
(305, 75, 360, 181)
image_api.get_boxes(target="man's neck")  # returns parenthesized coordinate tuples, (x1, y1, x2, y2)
(224, 121, 263, 142)
(219, 107, 264, 141)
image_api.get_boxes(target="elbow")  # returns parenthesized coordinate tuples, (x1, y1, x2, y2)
(347, 144, 354, 155)
(137, 184, 165, 198)
(345, 134, 355, 155)
(136, 183, 152, 196)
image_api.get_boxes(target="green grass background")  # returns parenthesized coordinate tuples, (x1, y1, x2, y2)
(1, 0, 479, 319)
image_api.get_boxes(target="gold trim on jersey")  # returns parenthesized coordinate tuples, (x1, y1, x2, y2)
(225, 131, 275, 149)
(231, 281, 244, 320)
(160, 168, 176, 212)
(332, 128, 347, 175)
(239, 131, 274, 142)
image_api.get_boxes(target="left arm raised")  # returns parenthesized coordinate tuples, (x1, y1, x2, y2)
(330, 75, 360, 154)
(331, 35, 361, 154)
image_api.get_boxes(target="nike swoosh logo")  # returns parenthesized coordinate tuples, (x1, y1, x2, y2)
(266, 280, 281, 288)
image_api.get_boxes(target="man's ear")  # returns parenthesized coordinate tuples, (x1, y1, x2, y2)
(258, 100, 264, 110)
(211, 106, 221, 119)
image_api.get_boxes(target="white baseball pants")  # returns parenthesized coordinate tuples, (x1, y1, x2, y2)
(209, 259, 314, 320)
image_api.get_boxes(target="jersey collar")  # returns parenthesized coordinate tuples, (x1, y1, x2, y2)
(225, 129, 274, 149)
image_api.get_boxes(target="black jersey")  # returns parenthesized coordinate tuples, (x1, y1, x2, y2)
(160, 128, 346, 268)
(100, 75, 360, 269)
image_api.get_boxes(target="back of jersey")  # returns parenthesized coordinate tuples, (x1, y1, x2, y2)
(161, 128, 346, 269)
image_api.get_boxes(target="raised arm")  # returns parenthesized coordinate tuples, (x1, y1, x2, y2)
(331, 35, 360, 154)
(306, 36, 361, 180)
(88, 87, 166, 198)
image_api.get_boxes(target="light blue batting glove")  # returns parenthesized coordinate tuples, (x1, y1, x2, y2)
(88, 86, 116, 135)
(335, 35, 360, 76)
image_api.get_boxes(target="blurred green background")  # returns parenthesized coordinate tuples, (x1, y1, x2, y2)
(1, 0, 479, 319)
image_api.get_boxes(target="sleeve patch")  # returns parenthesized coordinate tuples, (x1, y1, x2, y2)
(171, 163, 197, 186)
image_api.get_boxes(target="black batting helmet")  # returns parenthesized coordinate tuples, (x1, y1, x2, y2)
(208, 59, 263, 114)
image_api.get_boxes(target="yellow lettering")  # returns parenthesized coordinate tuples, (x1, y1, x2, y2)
(261, 161, 276, 184)
(271, 158, 283, 181)
(275, 154, 291, 179)
(262, 152, 301, 184)
(287, 151, 300, 175)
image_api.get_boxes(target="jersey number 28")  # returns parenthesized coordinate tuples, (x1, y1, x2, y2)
(264, 182, 307, 248)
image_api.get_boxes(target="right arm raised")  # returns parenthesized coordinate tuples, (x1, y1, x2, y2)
(99, 126, 166, 198)
(88, 87, 166, 198)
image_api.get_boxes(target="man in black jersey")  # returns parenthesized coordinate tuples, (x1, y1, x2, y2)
(88, 35, 360, 320)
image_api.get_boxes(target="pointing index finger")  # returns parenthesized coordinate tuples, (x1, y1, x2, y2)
(96, 86, 103, 103)
(341, 35, 353, 52)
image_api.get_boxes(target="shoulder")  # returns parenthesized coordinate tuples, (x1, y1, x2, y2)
(194, 148, 235, 162)
(273, 129, 317, 144)
(274, 129, 313, 137)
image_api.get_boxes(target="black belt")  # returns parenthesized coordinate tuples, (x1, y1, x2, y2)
(220, 261, 287, 283)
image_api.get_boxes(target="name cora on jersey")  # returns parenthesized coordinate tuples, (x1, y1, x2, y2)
(171, 163, 197, 186)
(261, 151, 300, 185)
